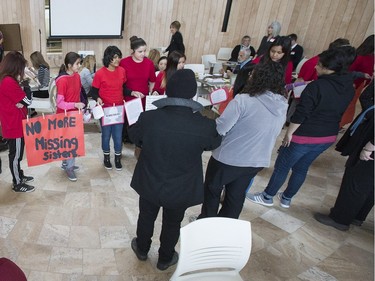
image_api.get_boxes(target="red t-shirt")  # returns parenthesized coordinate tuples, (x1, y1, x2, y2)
(252, 57, 293, 84)
(92, 66, 127, 106)
(119, 56, 156, 101)
(349, 54, 374, 88)
(153, 71, 166, 94)
(298, 55, 319, 81)
(0, 76, 28, 138)
(56, 73, 82, 114)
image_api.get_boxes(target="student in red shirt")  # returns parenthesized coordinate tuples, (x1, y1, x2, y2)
(341, 35, 374, 127)
(152, 51, 186, 95)
(120, 36, 156, 103)
(120, 37, 156, 143)
(0, 51, 35, 192)
(56, 52, 86, 182)
(90, 46, 128, 170)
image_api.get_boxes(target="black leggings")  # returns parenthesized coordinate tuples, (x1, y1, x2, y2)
(7, 138, 25, 185)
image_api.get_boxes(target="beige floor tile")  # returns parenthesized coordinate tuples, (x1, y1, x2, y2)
(0, 128, 372, 280)
(49, 247, 83, 274)
(83, 249, 119, 275)
(69, 226, 101, 248)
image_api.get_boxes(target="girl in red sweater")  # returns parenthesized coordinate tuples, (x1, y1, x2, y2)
(56, 52, 86, 182)
(0, 51, 34, 192)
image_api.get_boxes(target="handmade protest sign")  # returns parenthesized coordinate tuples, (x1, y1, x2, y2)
(22, 112, 85, 167)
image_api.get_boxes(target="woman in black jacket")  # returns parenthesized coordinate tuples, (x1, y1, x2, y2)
(315, 84, 374, 231)
(165, 21, 185, 55)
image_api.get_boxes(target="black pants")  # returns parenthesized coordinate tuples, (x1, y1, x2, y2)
(8, 138, 25, 185)
(330, 160, 374, 225)
(136, 197, 186, 262)
(32, 90, 49, 98)
(198, 156, 263, 219)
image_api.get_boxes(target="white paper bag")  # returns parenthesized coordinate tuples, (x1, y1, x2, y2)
(92, 105, 104, 119)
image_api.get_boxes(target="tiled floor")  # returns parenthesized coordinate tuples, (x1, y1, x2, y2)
(0, 125, 373, 281)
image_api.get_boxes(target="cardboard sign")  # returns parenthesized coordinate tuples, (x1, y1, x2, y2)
(22, 111, 85, 167)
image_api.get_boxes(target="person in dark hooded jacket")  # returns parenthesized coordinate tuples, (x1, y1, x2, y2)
(248, 46, 356, 209)
(128, 69, 221, 271)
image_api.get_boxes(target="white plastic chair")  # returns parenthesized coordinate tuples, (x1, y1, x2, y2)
(295, 57, 308, 75)
(201, 54, 217, 73)
(170, 217, 251, 281)
(217, 47, 233, 61)
(184, 64, 205, 74)
(184, 64, 205, 88)
(29, 77, 57, 113)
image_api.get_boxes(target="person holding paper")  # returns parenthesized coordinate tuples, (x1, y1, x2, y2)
(90, 46, 128, 171)
(247, 46, 356, 209)
(0, 51, 35, 192)
(197, 62, 288, 219)
(119, 36, 156, 143)
(56, 52, 86, 182)
(128, 69, 221, 271)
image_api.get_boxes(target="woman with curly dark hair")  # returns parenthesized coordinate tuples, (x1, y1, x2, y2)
(197, 61, 288, 219)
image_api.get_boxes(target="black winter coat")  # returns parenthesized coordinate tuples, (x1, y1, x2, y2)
(128, 98, 221, 209)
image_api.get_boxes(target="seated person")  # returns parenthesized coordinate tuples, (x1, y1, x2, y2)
(229, 35, 256, 62)
(156, 56, 167, 76)
(153, 51, 186, 95)
(79, 55, 96, 96)
(288, 33, 304, 70)
(29, 51, 50, 98)
(148, 48, 161, 71)
(227, 48, 255, 96)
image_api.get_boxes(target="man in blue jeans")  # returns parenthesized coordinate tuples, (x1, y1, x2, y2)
(247, 45, 356, 208)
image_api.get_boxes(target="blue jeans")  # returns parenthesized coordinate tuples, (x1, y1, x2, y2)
(264, 142, 333, 199)
(101, 123, 123, 154)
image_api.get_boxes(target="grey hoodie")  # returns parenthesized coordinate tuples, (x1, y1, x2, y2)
(212, 91, 288, 167)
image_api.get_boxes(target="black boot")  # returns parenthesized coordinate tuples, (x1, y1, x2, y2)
(103, 153, 112, 170)
(115, 154, 122, 171)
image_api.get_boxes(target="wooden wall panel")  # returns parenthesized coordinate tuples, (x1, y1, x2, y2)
(0, 0, 373, 66)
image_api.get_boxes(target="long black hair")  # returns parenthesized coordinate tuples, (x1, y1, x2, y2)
(356, 35, 374, 56)
(260, 36, 291, 67)
(242, 61, 287, 97)
(162, 51, 186, 88)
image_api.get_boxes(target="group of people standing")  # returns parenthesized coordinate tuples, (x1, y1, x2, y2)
(0, 20, 373, 273)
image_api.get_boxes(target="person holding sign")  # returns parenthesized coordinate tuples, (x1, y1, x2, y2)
(90, 46, 127, 170)
(56, 52, 86, 181)
(0, 51, 35, 192)
(128, 69, 221, 271)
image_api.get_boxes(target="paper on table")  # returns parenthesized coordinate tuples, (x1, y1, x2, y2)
(205, 78, 226, 84)
(124, 98, 143, 125)
(293, 84, 307, 98)
(210, 88, 228, 104)
(145, 95, 167, 111)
